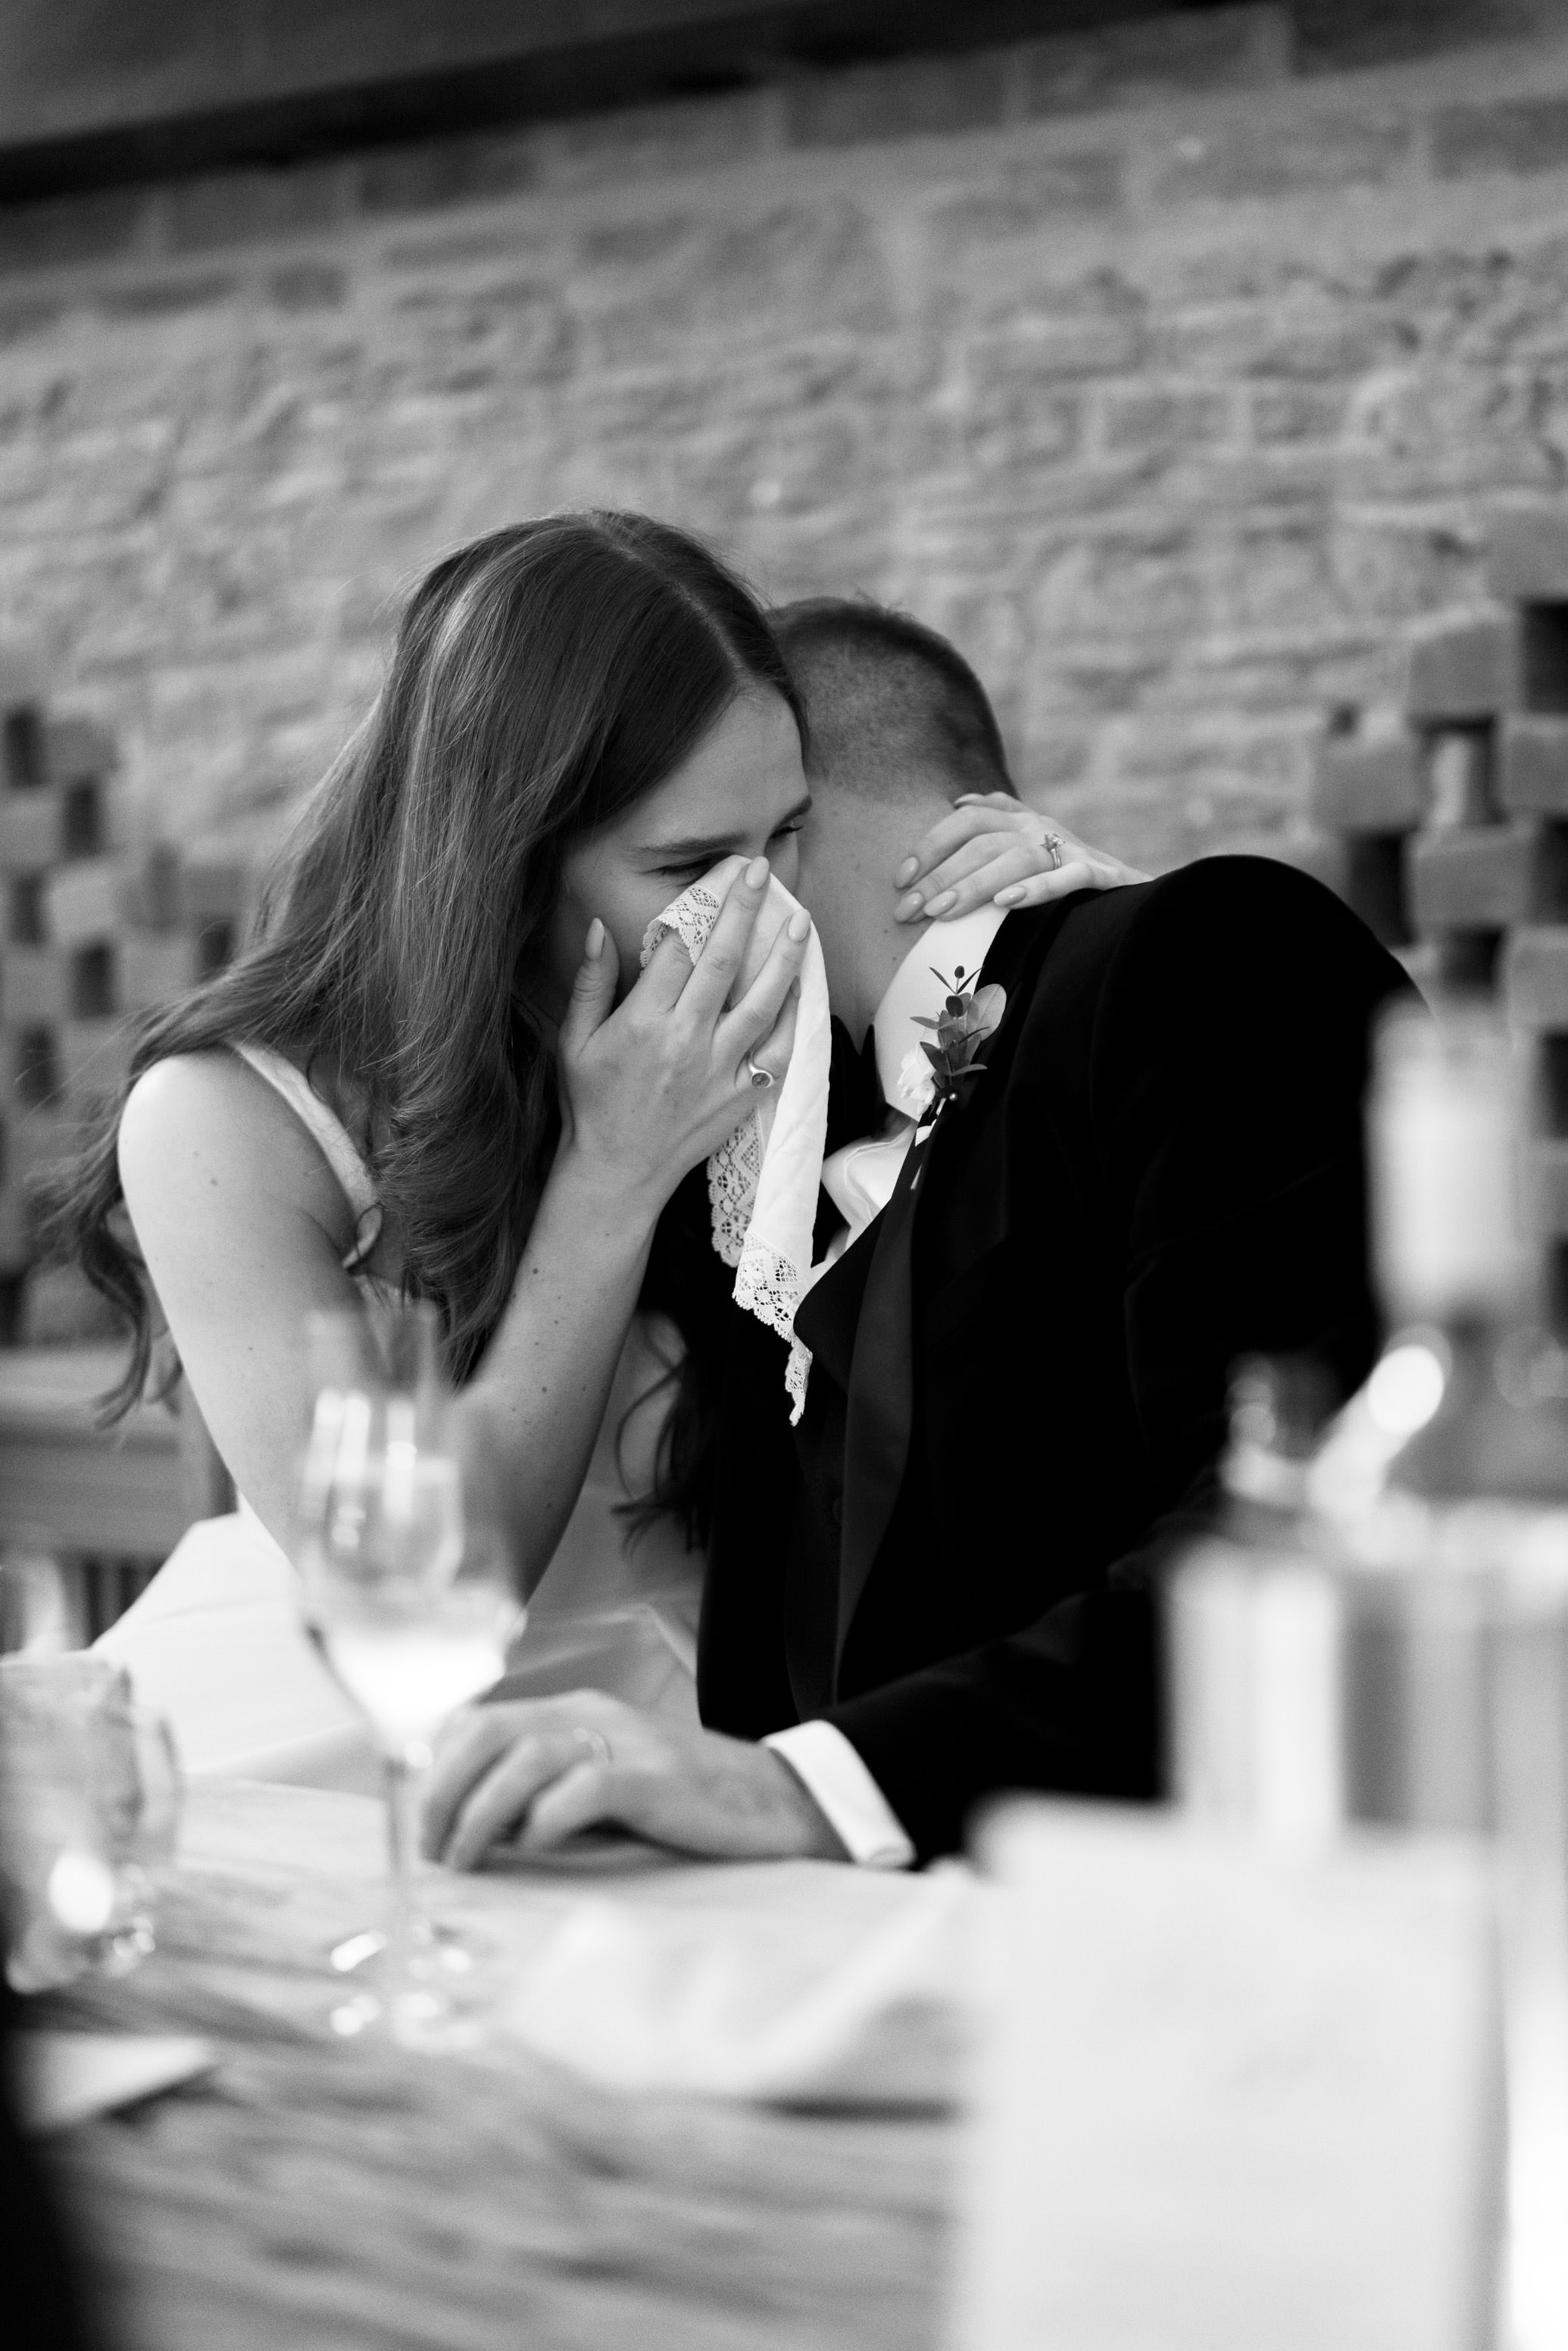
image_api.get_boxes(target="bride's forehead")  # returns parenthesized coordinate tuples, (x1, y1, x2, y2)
(619, 699, 806, 840)
(671, 694, 801, 786)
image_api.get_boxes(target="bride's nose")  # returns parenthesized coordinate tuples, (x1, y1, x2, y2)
(769, 830, 803, 883)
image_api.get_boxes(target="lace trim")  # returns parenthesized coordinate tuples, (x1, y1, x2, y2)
(707, 1103, 768, 1269)
(785, 1338, 811, 1424)
(642, 878, 814, 1425)
(642, 885, 723, 972)
(644, 882, 770, 1278)
(732, 1237, 814, 1425)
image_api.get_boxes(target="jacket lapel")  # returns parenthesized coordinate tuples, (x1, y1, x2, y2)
(794, 1221, 876, 1393)
(816, 904, 1072, 1685)
(833, 1125, 926, 1678)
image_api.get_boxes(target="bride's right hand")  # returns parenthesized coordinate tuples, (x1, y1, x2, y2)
(554, 854, 808, 1217)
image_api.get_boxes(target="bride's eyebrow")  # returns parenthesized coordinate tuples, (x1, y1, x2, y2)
(638, 794, 813, 863)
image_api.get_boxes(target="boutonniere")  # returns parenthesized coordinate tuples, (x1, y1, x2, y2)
(895, 964, 1007, 1127)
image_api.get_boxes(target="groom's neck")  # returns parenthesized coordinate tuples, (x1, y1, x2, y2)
(805, 830, 948, 1044)
(808, 837, 930, 1038)
(801, 776, 960, 1045)
(841, 914, 917, 1050)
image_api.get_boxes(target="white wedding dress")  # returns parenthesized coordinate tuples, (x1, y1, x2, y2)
(95, 1046, 705, 1791)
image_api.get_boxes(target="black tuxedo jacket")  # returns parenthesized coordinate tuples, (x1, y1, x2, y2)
(697, 855, 1412, 1861)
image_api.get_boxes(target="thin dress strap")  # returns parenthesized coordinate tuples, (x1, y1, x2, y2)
(231, 1043, 384, 1272)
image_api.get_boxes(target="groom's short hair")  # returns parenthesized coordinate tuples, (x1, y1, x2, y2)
(770, 597, 1017, 804)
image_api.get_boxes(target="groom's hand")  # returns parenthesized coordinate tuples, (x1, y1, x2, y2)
(423, 1692, 849, 1870)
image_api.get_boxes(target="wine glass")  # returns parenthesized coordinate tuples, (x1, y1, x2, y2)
(1, 1557, 183, 1993)
(294, 1304, 523, 2047)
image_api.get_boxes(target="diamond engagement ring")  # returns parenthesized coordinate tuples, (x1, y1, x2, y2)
(570, 1725, 613, 1769)
(1042, 831, 1065, 871)
(746, 1055, 774, 1090)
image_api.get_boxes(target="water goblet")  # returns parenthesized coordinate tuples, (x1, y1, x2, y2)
(295, 1304, 523, 2047)
(0, 1563, 182, 1996)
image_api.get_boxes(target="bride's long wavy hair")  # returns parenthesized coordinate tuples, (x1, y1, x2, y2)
(43, 512, 803, 1533)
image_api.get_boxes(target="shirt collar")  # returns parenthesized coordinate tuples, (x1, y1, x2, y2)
(873, 902, 1009, 1114)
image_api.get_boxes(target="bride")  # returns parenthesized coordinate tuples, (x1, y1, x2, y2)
(46, 512, 1118, 1784)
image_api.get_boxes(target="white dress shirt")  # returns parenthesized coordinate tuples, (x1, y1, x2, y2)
(764, 904, 1008, 1867)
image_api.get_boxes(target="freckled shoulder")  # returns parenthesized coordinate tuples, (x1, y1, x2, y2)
(118, 1048, 359, 1254)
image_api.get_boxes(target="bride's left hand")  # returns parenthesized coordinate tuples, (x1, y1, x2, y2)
(423, 1691, 847, 1869)
(893, 792, 1148, 923)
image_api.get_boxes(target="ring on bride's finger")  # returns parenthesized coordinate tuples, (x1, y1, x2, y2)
(1042, 831, 1064, 871)
(570, 1725, 613, 1769)
(746, 1055, 775, 1091)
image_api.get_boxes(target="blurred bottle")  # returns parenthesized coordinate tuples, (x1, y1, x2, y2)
(1369, 996, 1563, 1508)
(1170, 998, 1568, 1842)
(1167, 1353, 1343, 1844)
(1312, 998, 1568, 1836)
(1331, 998, 1568, 2351)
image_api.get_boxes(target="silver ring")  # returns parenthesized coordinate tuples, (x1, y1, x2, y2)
(746, 1056, 774, 1091)
(1042, 832, 1064, 872)
(570, 1725, 613, 1769)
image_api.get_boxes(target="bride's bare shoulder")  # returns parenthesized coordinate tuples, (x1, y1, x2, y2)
(122, 1045, 279, 1145)
(118, 1048, 345, 1223)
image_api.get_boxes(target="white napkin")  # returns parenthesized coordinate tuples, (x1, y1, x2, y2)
(502, 1869, 971, 2106)
(642, 855, 832, 1422)
(14, 2032, 216, 2134)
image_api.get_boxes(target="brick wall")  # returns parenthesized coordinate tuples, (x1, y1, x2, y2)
(5, 3, 1568, 876)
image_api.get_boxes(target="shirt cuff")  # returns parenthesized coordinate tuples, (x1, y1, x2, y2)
(764, 1720, 917, 1870)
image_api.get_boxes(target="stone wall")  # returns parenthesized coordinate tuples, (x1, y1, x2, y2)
(5, 2, 1568, 876)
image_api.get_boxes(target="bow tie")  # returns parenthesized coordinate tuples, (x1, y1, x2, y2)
(827, 1018, 886, 1153)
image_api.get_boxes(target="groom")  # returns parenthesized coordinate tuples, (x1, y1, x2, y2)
(426, 601, 1411, 1869)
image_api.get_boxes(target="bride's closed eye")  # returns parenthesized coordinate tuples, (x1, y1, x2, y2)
(651, 817, 803, 885)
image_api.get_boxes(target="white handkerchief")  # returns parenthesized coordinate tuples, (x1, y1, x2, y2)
(642, 856, 832, 1422)
(502, 1869, 972, 2106)
(14, 2031, 216, 2133)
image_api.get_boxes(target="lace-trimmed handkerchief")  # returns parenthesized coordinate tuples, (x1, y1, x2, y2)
(642, 856, 832, 1422)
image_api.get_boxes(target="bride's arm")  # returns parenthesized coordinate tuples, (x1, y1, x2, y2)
(445, 1136, 660, 1596)
(117, 1048, 658, 1585)
(117, 1047, 383, 1548)
(892, 795, 1147, 924)
(118, 865, 807, 1591)
(456, 883, 804, 1594)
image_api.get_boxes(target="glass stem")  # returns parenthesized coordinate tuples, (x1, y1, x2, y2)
(383, 1747, 427, 1965)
